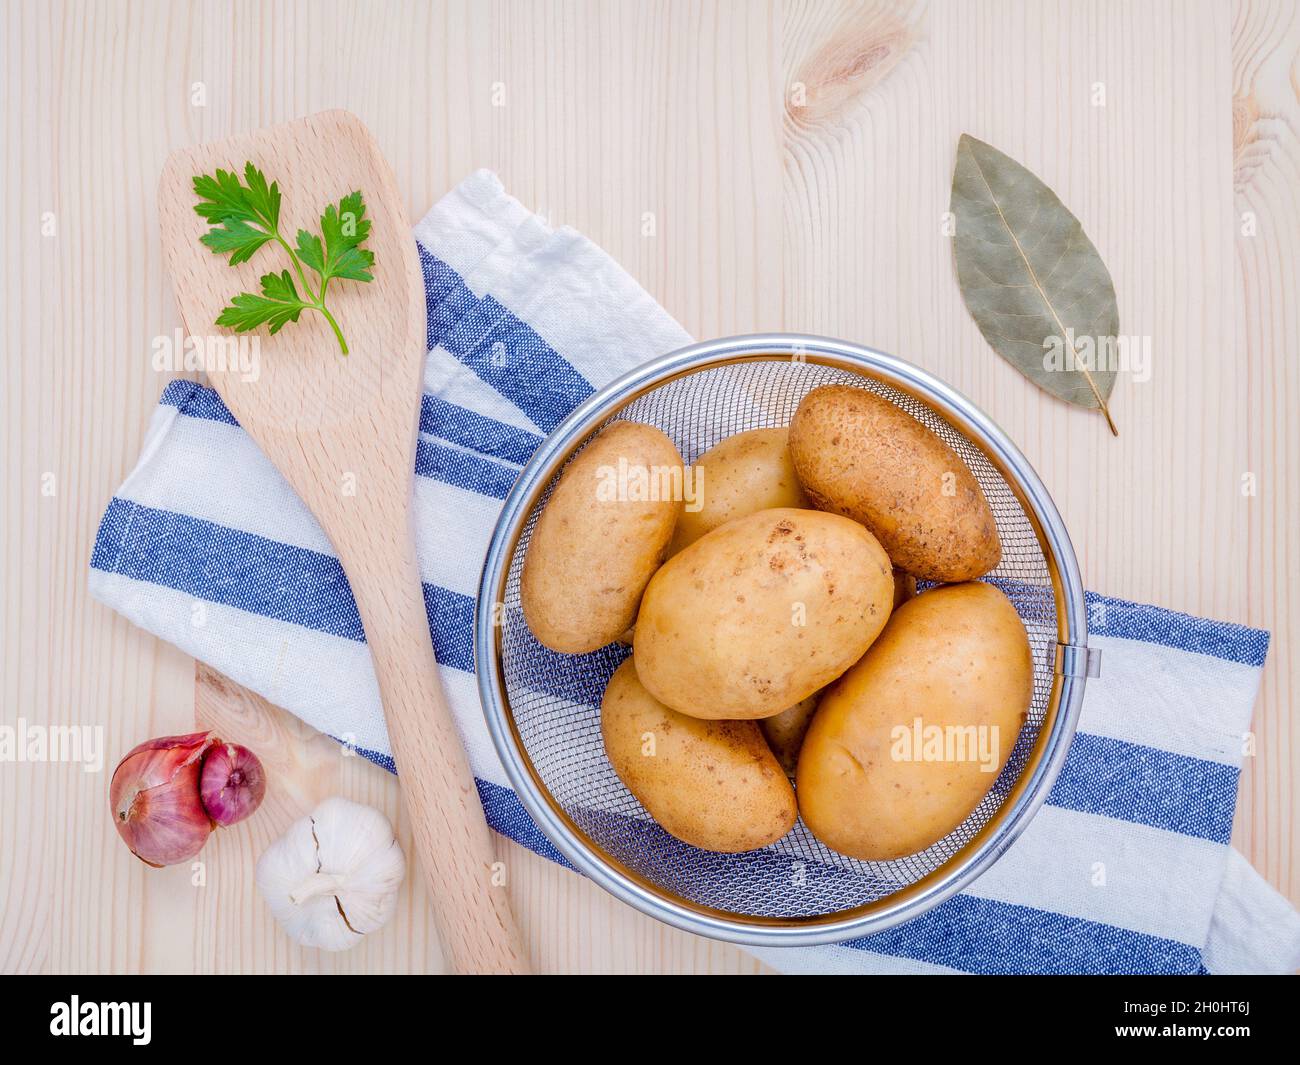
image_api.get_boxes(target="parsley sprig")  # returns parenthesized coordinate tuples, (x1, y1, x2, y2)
(192, 162, 374, 354)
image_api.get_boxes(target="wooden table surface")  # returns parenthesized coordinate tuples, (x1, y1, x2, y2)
(3, 0, 1297, 974)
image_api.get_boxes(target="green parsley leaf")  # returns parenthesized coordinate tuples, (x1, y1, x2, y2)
(190, 162, 281, 228)
(293, 229, 325, 275)
(192, 163, 282, 265)
(199, 218, 274, 265)
(295, 190, 375, 287)
(238, 162, 281, 230)
(215, 271, 310, 335)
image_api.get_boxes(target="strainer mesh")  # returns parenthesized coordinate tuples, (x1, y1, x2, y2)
(497, 360, 1056, 919)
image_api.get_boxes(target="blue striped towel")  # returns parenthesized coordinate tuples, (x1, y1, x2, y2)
(91, 170, 1300, 974)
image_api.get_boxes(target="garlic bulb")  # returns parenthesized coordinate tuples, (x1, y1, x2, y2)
(255, 797, 406, 952)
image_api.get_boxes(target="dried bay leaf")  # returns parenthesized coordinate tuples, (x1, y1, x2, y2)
(951, 134, 1120, 435)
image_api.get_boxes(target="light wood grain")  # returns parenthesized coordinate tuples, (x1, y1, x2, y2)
(2, 0, 1295, 974)
(1229, 0, 1299, 907)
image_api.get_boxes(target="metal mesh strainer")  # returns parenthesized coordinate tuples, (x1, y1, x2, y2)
(476, 334, 1092, 946)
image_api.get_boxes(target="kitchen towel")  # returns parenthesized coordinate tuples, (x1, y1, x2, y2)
(90, 170, 1300, 975)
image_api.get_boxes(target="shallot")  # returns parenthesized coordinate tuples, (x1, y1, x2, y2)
(109, 731, 265, 866)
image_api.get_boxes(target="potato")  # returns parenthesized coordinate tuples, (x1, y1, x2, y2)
(634, 507, 894, 719)
(522, 421, 684, 653)
(668, 428, 809, 555)
(759, 694, 820, 776)
(788, 384, 1000, 582)
(601, 659, 797, 852)
(796, 582, 1033, 861)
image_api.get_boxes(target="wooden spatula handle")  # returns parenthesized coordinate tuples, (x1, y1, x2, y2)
(343, 538, 530, 975)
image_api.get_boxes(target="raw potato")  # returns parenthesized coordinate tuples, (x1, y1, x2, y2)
(796, 582, 1033, 861)
(788, 384, 1001, 582)
(634, 507, 895, 719)
(668, 427, 809, 555)
(601, 659, 797, 852)
(522, 421, 684, 653)
(760, 695, 820, 776)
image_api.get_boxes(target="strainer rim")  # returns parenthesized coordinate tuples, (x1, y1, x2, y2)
(475, 332, 1088, 947)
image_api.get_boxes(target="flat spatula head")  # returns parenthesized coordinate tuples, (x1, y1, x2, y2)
(158, 110, 427, 505)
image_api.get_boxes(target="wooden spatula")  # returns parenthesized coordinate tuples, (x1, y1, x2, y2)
(158, 110, 528, 974)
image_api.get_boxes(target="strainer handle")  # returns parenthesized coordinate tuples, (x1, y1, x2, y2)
(1055, 643, 1102, 678)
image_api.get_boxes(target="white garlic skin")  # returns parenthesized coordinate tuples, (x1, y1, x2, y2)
(256, 797, 406, 952)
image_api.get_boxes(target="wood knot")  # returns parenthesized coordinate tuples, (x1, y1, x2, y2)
(786, 3, 919, 127)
